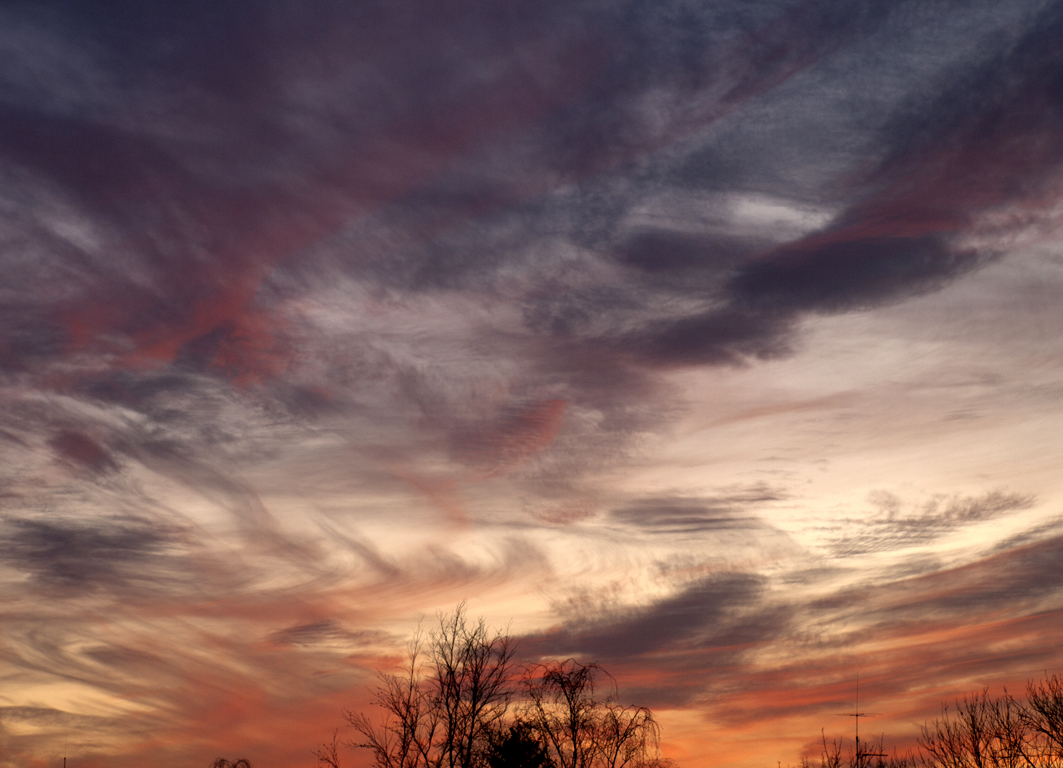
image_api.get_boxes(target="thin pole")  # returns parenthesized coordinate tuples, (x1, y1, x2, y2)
(836, 673, 882, 768)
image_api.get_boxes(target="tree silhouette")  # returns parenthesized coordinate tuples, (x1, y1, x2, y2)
(1023, 674, 1063, 767)
(920, 676, 1063, 768)
(521, 660, 664, 768)
(804, 673, 1063, 768)
(815, 730, 915, 768)
(345, 602, 517, 768)
(330, 605, 674, 768)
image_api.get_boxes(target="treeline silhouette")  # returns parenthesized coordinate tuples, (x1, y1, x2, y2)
(207, 613, 1062, 768)
(315, 603, 675, 768)
(808, 674, 1063, 768)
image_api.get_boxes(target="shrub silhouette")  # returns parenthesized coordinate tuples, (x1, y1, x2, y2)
(487, 721, 555, 768)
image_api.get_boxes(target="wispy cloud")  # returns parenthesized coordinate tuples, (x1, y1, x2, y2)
(828, 490, 1037, 556)
(2, 1, 1063, 766)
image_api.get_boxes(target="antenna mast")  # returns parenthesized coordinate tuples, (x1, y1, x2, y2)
(836, 674, 885, 768)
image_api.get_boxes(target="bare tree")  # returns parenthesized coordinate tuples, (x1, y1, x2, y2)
(345, 603, 517, 768)
(521, 660, 662, 768)
(1024, 675, 1063, 768)
(820, 730, 844, 768)
(315, 729, 344, 768)
(433, 607, 518, 768)
(914, 675, 1063, 768)
(793, 674, 1063, 768)
(817, 730, 916, 768)
(347, 628, 435, 768)
(334, 607, 676, 768)
(920, 689, 1038, 768)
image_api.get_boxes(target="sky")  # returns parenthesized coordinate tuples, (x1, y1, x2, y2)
(2, 1, 1063, 766)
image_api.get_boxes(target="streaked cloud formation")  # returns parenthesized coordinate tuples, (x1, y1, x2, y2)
(2, 1, 1063, 766)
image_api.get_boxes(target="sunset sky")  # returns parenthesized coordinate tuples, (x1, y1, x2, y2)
(3, 1, 1063, 767)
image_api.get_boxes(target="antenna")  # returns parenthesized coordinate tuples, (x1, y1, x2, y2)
(835, 674, 885, 768)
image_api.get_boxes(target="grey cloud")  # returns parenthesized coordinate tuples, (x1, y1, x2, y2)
(0, 515, 181, 593)
(828, 490, 1036, 557)
(0, 706, 101, 728)
(614, 229, 758, 281)
(728, 237, 992, 315)
(525, 0, 1063, 370)
(617, 306, 795, 366)
(0, 0, 1052, 558)
(518, 517, 1063, 717)
(529, 572, 779, 661)
(990, 516, 1063, 554)
(611, 488, 785, 535)
(0, 0, 1050, 458)
(267, 621, 393, 649)
(523, 572, 794, 707)
(882, 534, 1063, 619)
(802, 532, 1063, 639)
(654, 532, 1063, 723)
(267, 620, 348, 647)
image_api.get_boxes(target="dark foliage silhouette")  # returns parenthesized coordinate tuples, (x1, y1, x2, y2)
(487, 721, 555, 768)
(212, 760, 253, 768)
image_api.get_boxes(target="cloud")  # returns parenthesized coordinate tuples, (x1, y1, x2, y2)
(266, 621, 393, 650)
(48, 430, 118, 473)
(452, 399, 567, 479)
(610, 488, 785, 535)
(0, 0, 905, 380)
(0, 514, 181, 593)
(729, 236, 989, 315)
(1, 2, 1062, 766)
(708, 533, 1063, 726)
(865, 533, 1063, 623)
(529, 572, 777, 663)
(524, 0, 1063, 373)
(0, 0, 1053, 493)
(519, 570, 799, 710)
(828, 490, 1037, 556)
